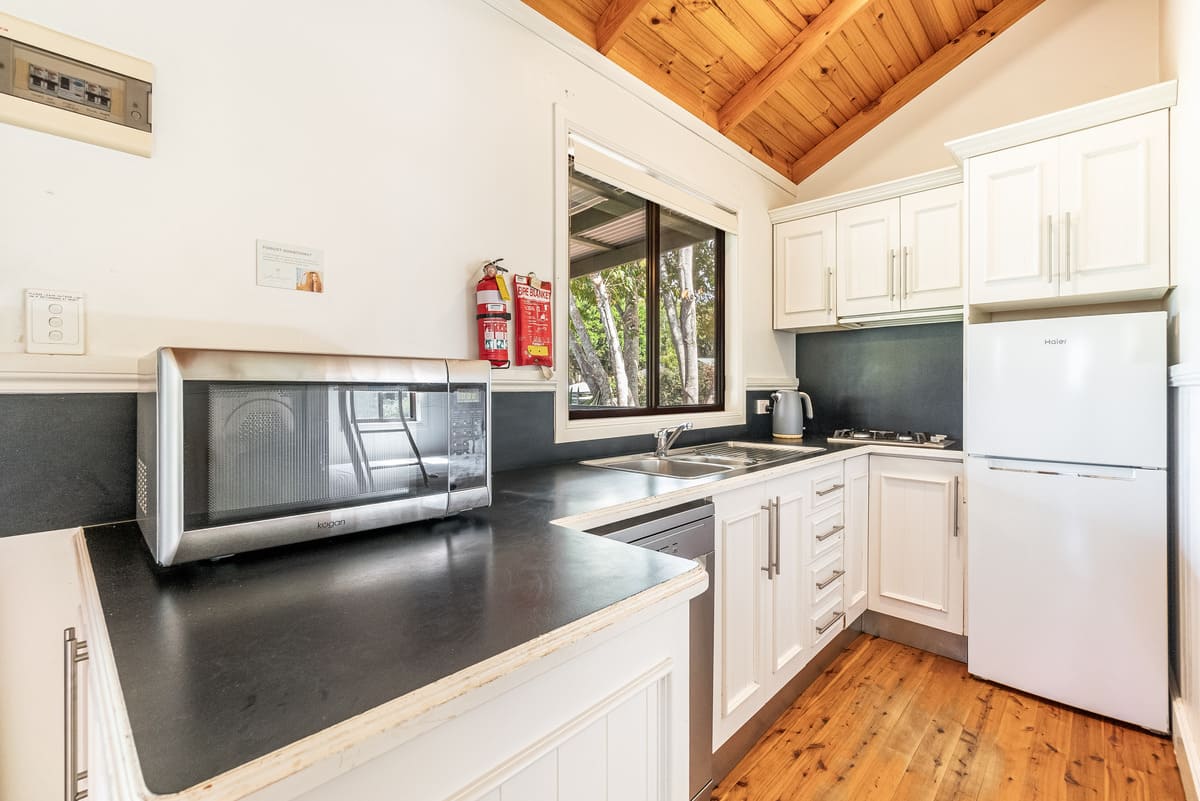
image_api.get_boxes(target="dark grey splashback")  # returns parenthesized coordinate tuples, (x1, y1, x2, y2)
(795, 323, 963, 438)
(0, 393, 136, 537)
(0, 389, 777, 536)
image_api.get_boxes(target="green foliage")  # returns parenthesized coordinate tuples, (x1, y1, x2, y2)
(570, 236, 719, 408)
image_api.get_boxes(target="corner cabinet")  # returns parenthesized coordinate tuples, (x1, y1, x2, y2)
(966, 109, 1170, 309)
(772, 171, 964, 332)
(868, 456, 965, 634)
(773, 213, 836, 329)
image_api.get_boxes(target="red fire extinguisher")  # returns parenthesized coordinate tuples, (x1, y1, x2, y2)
(476, 258, 511, 368)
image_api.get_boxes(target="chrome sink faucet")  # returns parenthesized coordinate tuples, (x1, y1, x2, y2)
(654, 422, 694, 457)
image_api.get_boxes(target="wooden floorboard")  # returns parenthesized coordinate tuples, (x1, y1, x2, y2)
(712, 634, 1185, 801)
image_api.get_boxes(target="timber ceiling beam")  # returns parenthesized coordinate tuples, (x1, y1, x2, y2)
(717, 0, 873, 134)
(596, 0, 647, 55)
(790, 0, 1047, 183)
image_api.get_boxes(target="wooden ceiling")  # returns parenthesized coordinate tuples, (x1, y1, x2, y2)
(524, 0, 1045, 182)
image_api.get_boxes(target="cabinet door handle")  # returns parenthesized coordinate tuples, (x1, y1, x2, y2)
(888, 249, 896, 299)
(1063, 212, 1072, 283)
(816, 569, 846, 590)
(953, 476, 960, 538)
(1046, 215, 1055, 283)
(761, 502, 775, 580)
(825, 267, 833, 313)
(64, 627, 89, 801)
(773, 496, 782, 576)
(816, 524, 844, 542)
(816, 610, 846, 635)
(816, 483, 844, 497)
(903, 245, 912, 299)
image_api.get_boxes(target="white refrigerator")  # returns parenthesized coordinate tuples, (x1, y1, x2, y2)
(965, 311, 1167, 732)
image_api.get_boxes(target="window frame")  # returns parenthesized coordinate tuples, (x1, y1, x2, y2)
(543, 111, 746, 445)
(350, 389, 421, 425)
(568, 199, 726, 420)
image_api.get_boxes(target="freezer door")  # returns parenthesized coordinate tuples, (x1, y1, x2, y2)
(966, 311, 1166, 468)
(966, 456, 1167, 732)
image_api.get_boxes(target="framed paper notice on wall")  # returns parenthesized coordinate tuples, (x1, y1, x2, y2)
(256, 239, 325, 293)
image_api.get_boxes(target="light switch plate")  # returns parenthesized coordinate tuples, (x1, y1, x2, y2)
(25, 288, 85, 354)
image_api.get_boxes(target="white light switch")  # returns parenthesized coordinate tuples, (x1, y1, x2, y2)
(25, 289, 85, 354)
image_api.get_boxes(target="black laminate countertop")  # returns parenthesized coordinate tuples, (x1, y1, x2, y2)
(83, 437, 950, 794)
(85, 462, 732, 794)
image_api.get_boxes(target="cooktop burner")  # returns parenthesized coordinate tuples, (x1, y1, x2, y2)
(829, 429, 955, 449)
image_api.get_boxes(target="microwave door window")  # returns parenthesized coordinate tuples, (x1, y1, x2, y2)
(183, 382, 449, 529)
(331, 387, 449, 502)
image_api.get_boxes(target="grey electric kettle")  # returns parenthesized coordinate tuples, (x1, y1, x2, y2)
(771, 390, 814, 440)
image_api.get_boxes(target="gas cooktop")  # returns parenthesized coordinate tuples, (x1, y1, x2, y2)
(829, 429, 956, 449)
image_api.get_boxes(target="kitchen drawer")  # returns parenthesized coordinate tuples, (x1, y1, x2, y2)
(808, 463, 846, 509)
(809, 548, 845, 608)
(807, 505, 844, 558)
(811, 592, 846, 652)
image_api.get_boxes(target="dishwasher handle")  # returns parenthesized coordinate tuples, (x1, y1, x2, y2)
(626, 517, 715, 561)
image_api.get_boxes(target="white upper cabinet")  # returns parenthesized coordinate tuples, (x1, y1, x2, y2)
(965, 109, 1169, 309)
(968, 138, 1059, 305)
(772, 171, 965, 331)
(774, 213, 836, 330)
(837, 199, 901, 317)
(1058, 112, 1169, 297)
(901, 184, 964, 310)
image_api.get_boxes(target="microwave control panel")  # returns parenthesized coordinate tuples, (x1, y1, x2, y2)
(448, 384, 488, 490)
(0, 13, 153, 156)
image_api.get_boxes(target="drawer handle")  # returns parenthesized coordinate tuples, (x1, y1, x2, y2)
(816, 524, 844, 542)
(816, 610, 846, 635)
(816, 569, 845, 590)
(815, 483, 844, 497)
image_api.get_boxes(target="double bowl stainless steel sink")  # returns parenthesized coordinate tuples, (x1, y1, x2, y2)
(581, 441, 825, 479)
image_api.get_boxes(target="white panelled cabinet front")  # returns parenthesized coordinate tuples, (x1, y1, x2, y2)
(841, 455, 870, 621)
(713, 462, 853, 748)
(774, 213, 837, 329)
(0, 530, 99, 801)
(713, 475, 814, 747)
(713, 482, 767, 736)
(1058, 112, 1169, 297)
(968, 138, 1059, 306)
(900, 185, 964, 310)
(967, 110, 1169, 308)
(836, 199, 901, 317)
(868, 456, 965, 635)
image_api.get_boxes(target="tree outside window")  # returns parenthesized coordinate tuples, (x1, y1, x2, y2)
(567, 164, 724, 418)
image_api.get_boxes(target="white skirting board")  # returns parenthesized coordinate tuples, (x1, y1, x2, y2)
(1172, 363, 1200, 801)
(1175, 697, 1200, 801)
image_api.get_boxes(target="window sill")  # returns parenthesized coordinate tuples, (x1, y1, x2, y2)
(554, 407, 745, 444)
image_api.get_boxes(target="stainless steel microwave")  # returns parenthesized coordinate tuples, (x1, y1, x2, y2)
(136, 348, 491, 566)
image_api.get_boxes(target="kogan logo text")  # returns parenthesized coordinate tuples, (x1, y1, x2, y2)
(317, 519, 346, 529)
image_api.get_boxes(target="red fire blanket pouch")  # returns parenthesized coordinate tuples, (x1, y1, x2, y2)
(513, 273, 553, 368)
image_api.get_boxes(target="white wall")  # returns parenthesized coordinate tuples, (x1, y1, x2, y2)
(794, 0, 1160, 201)
(1160, 1, 1200, 797)
(0, 0, 796, 387)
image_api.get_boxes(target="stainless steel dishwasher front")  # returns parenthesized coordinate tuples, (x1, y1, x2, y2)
(588, 500, 715, 801)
